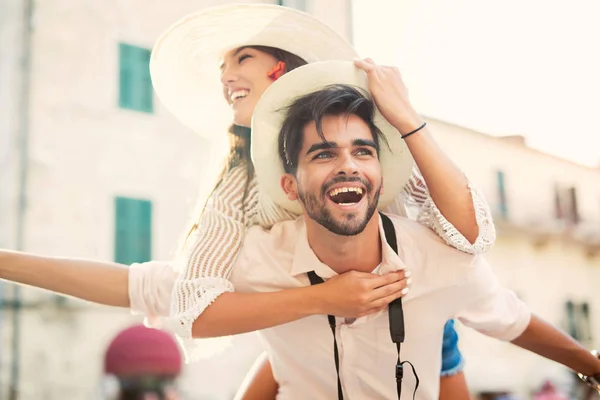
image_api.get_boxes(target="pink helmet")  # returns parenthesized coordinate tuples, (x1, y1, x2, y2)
(104, 324, 182, 378)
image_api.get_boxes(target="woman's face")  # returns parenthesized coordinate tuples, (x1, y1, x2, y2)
(220, 47, 280, 127)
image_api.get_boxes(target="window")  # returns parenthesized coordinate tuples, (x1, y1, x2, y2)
(119, 43, 153, 113)
(277, 0, 307, 11)
(579, 302, 592, 343)
(496, 170, 508, 218)
(114, 197, 152, 265)
(554, 185, 579, 225)
(566, 300, 577, 338)
(568, 187, 579, 224)
(565, 300, 593, 344)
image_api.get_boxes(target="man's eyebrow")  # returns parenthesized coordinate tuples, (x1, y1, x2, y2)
(306, 141, 338, 155)
(219, 47, 250, 71)
(353, 139, 377, 148)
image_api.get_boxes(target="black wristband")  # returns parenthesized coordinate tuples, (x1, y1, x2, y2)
(400, 122, 427, 139)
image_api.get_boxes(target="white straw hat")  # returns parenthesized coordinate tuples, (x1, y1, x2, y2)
(150, 3, 359, 138)
(251, 61, 415, 215)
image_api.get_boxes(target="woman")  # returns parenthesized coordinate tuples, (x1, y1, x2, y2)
(0, 4, 495, 398)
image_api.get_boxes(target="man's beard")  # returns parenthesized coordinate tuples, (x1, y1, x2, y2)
(298, 176, 381, 236)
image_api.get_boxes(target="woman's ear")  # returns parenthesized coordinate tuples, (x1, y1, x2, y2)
(281, 174, 298, 201)
(267, 61, 286, 81)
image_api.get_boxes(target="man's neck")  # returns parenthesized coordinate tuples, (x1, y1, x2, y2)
(305, 215, 382, 274)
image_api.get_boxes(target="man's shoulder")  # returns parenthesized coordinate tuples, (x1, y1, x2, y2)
(233, 218, 302, 290)
(384, 213, 434, 238)
(384, 213, 418, 227)
(244, 217, 303, 254)
(383, 213, 472, 259)
(382, 213, 485, 296)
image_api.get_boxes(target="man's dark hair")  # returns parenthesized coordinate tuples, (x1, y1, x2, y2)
(278, 84, 388, 174)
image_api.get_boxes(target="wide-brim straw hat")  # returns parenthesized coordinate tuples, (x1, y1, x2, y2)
(150, 3, 359, 139)
(251, 60, 415, 214)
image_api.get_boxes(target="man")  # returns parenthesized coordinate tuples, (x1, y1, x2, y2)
(101, 324, 182, 400)
(227, 60, 600, 399)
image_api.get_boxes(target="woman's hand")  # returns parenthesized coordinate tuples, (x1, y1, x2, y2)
(354, 58, 423, 135)
(315, 269, 411, 318)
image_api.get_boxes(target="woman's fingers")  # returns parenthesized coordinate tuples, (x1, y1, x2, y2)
(367, 270, 408, 289)
(369, 275, 411, 305)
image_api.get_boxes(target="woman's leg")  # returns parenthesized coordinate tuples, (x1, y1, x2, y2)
(235, 352, 278, 400)
(439, 320, 470, 400)
(440, 372, 470, 400)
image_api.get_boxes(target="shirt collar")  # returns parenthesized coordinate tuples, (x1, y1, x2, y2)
(290, 214, 408, 278)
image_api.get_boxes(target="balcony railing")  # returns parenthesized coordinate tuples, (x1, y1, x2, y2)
(493, 210, 600, 256)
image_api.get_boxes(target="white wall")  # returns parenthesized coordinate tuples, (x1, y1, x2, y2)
(0, 0, 24, 249)
(0, 0, 27, 393)
(1, 1, 355, 399)
(427, 118, 600, 397)
(5, 0, 599, 398)
(426, 118, 600, 226)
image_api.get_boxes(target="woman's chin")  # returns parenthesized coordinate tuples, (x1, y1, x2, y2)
(232, 120, 251, 128)
(232, 111, 252, 128)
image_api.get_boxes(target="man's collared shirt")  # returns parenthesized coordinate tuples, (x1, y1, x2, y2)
(230, 214, 530, 400)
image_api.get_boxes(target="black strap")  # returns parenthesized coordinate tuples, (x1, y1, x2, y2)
(307, 271, 344, 400)
(381, 212, 419, 400)
(381, 213, 406, 345)
(307, 212, 419, 400)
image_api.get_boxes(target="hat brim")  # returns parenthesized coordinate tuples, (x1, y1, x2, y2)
(251, 61, 415, 215)
(150, 4, 359, 139)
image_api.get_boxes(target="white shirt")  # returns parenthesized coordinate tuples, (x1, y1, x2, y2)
(129, 164, 497, 360)
(229, 214, 530, 400)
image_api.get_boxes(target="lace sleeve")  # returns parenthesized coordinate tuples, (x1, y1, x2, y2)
(167, 165, 297, 362)
(387, 166, 496, 254)
(166, 165, 250, 361)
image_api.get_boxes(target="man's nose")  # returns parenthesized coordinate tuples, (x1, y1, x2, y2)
(335, 153, 359, 176)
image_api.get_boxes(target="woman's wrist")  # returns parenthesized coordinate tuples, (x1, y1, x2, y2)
(302, 285, 327, 316)
(578, 350, 600, 390)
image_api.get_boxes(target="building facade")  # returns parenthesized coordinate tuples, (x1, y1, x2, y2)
(0, 0, 352, 398)
(427, 118, 600, 398)
(0, 0, 598, 399)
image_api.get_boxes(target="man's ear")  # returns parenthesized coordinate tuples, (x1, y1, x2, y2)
(281, 174, 299, 201)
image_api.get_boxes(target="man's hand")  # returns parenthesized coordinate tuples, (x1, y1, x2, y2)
(316, 270, 410, 318)
(354, 58, 423, 135)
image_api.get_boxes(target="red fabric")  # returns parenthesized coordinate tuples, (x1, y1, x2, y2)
(104, 324, 182, 377)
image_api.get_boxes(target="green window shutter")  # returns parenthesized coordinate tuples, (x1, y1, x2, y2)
(139, 47, 154, 113)
(118, 43, 153, 113)
(278, 0, 306, 11)
(114, 197, 152, 265)
(496, 170, 508, 218)
(119, 43, 133, 109)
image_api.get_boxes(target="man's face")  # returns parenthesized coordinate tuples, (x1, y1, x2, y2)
(282, 114, 383, 236)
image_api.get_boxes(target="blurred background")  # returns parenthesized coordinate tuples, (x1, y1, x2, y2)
(0, 0, 599, 399)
